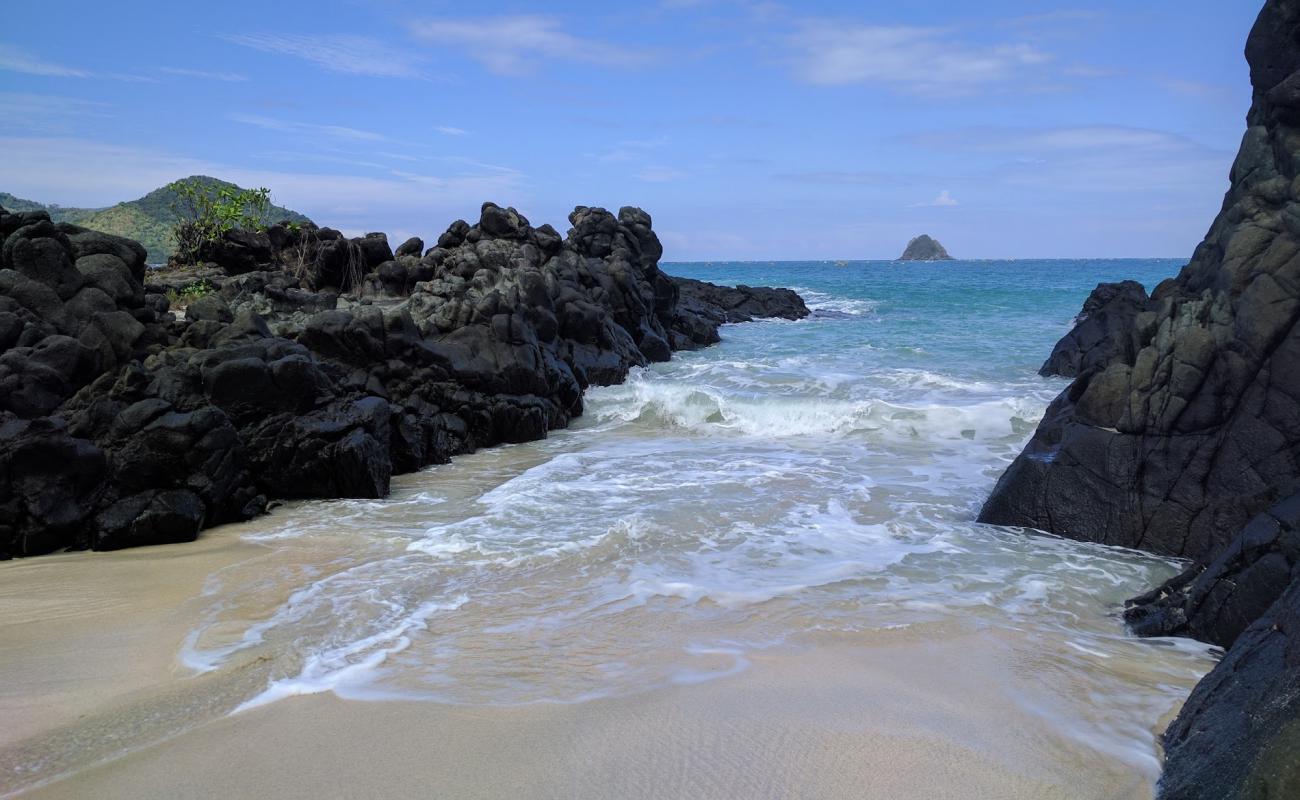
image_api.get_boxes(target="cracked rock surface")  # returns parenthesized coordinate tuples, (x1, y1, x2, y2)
(980, 2, 1300, 795)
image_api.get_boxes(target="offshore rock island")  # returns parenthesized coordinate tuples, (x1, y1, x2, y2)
(0, 201, 806, 558)
(981, 0, 1300, 794)
(896, 234, 954, 261)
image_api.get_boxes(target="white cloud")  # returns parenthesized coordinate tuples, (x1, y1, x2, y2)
(223, 33, 427, 78)
(0, 44, 92, 77)
(160, 66, 249, 82)
(408, 15, 651, 75)
(436, 126, 469, 136)
(229, 113, 389, 142)
(785, 22, 1050, 92)
(924, 190, 958, 207)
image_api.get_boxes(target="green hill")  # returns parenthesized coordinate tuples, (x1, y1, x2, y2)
(1, 176, 313, 264)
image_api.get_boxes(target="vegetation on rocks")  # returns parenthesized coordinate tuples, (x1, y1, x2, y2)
(168, 179, 271, 266)
(0, 177, 311, 264)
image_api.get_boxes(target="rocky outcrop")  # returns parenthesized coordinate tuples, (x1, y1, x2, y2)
(669, 277, 808, 347)
(0, 200, 805, 558)
(980, 1, 1300, 796)
(1039, 281, 1149, 378)
(1156, 573, 1300, 799)
(897, 235, 953, 261)
(1125, 492, 1300, 648)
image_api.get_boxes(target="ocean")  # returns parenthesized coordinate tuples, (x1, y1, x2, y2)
(176, 259, 1218, 782)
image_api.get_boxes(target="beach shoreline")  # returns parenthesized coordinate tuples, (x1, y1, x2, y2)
(1, 519, 1183, 800)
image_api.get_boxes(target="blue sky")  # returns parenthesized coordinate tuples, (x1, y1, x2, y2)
(0, 1, 1261, 260)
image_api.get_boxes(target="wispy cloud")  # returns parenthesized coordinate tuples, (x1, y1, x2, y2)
(229, 113, 389, 142)
(916, 126, 1203, 153)
(775, 169, 920, 186)
(223, 33, 426, 78)
(160, 66, 249, 82)
(1157, 78, 1238, 100)
(999, 9, 1104, 29)
(0, 44, 156, 82)
(0, 92, 111, 134)
(907, 125, 1231, 193)
(785, 22, 1050, 93)
(408, 15, 652, 75)
(636, 166, 688, 183)
(0, 44, 92, 77)
(591, 136, 669, 164)
(436, 125, 469, 136)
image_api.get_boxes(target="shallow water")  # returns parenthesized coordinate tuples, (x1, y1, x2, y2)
(175, 259, 1216, 783)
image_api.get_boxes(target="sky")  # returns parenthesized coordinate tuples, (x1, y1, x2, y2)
(0, 1, 1264, 260)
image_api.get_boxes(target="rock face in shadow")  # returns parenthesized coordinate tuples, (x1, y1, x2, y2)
(1156, 572, 1300, 800)
(1038, 281, 1149, 379)
(896, 235, 953, 261)
(979, 1, 1300, 565)
(980, 1, 1300, 796)
(0, 200, 806, 558)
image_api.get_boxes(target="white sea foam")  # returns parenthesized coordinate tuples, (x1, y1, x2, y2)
(178, 270, 1216, 771)
(232, 594, 469, 713)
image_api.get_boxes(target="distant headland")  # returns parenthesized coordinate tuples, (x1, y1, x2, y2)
(897, 235, 954, 261)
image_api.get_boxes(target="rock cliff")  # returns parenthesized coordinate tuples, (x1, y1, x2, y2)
(980, 1, 1300, 795)
(0, 200, 806, 557)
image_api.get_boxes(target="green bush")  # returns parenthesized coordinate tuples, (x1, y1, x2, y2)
(169, 179, 271, 265)
(165, 278, 216, 309)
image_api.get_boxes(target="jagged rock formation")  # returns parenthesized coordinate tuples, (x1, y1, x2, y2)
(0, 200, 806, 558)
(1039, 281, 1149, 378)
(897, 235, 953, 261)
(980, 1, 1300, 796)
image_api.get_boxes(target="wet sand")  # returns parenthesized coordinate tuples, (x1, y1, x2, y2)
(0, 533, 265, 748)
(19, 640, 1152, 800)
(1, 526, 1165, 800)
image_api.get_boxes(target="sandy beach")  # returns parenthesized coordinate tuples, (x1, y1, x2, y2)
(0, 516, 1180, 800)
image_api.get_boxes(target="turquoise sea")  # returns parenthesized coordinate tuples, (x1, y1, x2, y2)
(179, 258, 1217, 786)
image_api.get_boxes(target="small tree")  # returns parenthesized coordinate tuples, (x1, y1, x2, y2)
(168, 179, 271, 265)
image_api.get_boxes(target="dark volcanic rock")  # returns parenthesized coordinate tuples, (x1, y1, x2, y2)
(897, 235, 953, 261)
(199, 228, 274, 275)
(0, 198, 805, 560)
(980, 2, 1300, 797)
(1157, 575, 1300, 800)
(1039, 280, 1149, 378)
(394, 236, 424, 258)
(979, 1, 1300, 565)
(1126, 492, 1300, 648)
(669, 276, 808, 349)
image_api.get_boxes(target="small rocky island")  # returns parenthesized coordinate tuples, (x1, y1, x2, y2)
(0, 200, 807, 557)
(896, 234, 954, 261)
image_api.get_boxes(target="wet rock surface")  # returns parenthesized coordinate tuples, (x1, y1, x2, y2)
(0, 201, 805, 559)
(980, 1, 1300, 796)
